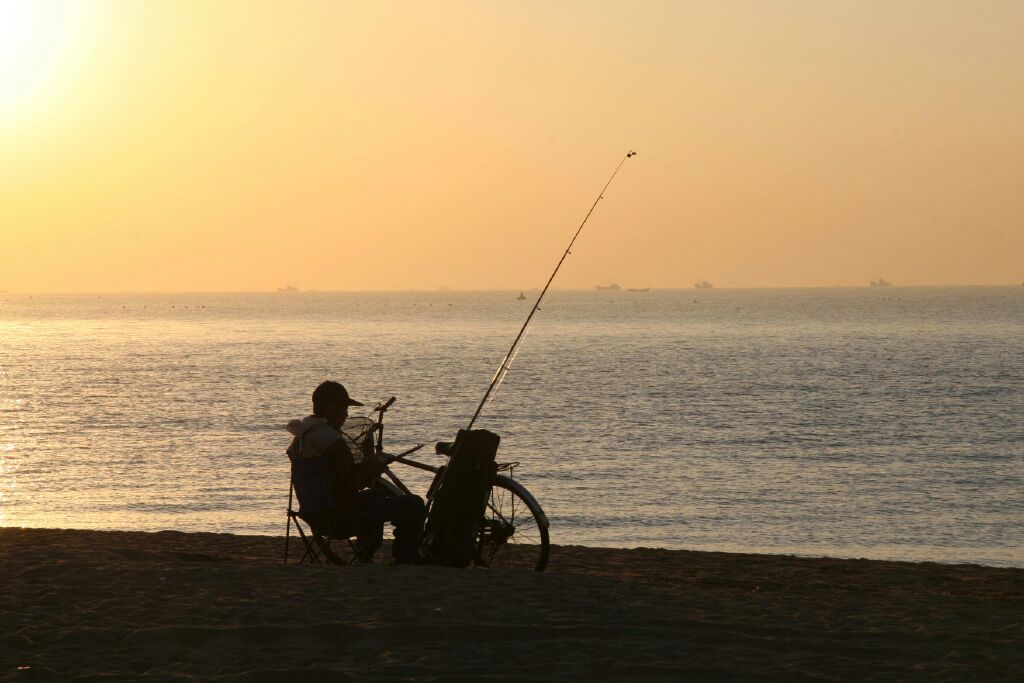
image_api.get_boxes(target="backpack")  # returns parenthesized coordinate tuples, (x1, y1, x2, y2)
(425, 429, 499, 567)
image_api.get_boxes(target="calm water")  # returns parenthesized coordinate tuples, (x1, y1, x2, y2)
(1, 288, 1021, 566)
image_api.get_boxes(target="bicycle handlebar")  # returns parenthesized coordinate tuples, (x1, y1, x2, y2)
(374, 396, 396, 413)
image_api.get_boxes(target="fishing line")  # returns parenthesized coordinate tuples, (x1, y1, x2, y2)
(465, 150, 637, 431)
(480, 320, 534, 414)
(644, 154, 689, 179)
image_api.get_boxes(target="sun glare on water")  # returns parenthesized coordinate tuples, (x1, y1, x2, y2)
(0, 0, 87, 118)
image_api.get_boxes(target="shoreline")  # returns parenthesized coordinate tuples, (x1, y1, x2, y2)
(4, 524, 1019, 569)
(2, 527, 1020, 681)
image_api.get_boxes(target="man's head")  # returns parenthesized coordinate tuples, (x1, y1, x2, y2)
(312, 380, 363, 426)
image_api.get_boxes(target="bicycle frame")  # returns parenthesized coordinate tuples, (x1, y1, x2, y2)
(369, 398, 550, 531)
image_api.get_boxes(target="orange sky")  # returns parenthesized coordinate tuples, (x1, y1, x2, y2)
(1, 0, 1021, 292)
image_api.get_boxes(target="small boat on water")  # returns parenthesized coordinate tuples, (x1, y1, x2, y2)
(516, 291, 527, 300)
(595, 283, 621, 291)
(869, 278, 892, 287)
(693, 280, 713, 289)
(276, 285, 299, 292)
(627, 287, 650, 292)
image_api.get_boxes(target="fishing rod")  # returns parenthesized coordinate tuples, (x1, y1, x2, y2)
(465, 150, 637, 431)
(416, 152, 636, 563)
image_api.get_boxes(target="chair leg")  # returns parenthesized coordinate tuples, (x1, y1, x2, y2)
(289, 512, 323, 565)
(285, 483, 295, 565)
(318, 535, 349, 566)
(285, 510, 360, 566)
(298, 542, 318, 564)
(284, 510, 293, 565)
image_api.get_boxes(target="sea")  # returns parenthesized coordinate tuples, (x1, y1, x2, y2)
(1, 287, 1021, 567)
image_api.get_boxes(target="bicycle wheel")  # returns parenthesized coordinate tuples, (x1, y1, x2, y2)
(475, 478, 550, 571)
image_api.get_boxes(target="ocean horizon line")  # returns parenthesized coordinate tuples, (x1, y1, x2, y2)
(2, 283, 1022, 296)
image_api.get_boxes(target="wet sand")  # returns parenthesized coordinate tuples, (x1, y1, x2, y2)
(1, 528, 1020, 681)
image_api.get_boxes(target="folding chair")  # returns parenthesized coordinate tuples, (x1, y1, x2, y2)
(283, 482, 361, 565)
(284, 414, 383, 565)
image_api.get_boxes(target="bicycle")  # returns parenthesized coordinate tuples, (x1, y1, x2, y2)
(343, 396, 551, 571)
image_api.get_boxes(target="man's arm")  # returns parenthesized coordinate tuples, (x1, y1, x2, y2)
(324, 439, 359, 515)
(353, 456, 386, 490)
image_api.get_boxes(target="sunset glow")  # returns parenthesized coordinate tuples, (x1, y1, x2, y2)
(0, 1, 87, 117)
(0, 1, 1021, 292)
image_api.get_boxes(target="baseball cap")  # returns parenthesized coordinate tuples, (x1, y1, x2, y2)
(312, 380, 364, 408)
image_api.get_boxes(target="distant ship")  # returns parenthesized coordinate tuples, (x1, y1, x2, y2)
(276, 285, 299, 292)
(869, 278, 892, 287)
(693, 280, 713, 289)
(627, 287, 650, 292)
(516, 291, 527, 300)
(595, 284, 621, 291)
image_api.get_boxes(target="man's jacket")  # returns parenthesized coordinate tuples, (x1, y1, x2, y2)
(286, 416, 362, 522)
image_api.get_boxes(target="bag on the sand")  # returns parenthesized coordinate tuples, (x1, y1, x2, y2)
(425, 429, 499, 567)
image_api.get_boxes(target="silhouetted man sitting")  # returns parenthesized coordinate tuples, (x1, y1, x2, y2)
(287, 380, 426, 564)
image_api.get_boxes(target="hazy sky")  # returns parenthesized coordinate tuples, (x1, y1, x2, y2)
(1, 0, 1021, 292)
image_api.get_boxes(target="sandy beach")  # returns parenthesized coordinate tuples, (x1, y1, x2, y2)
(0, 528, 1020, 681)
